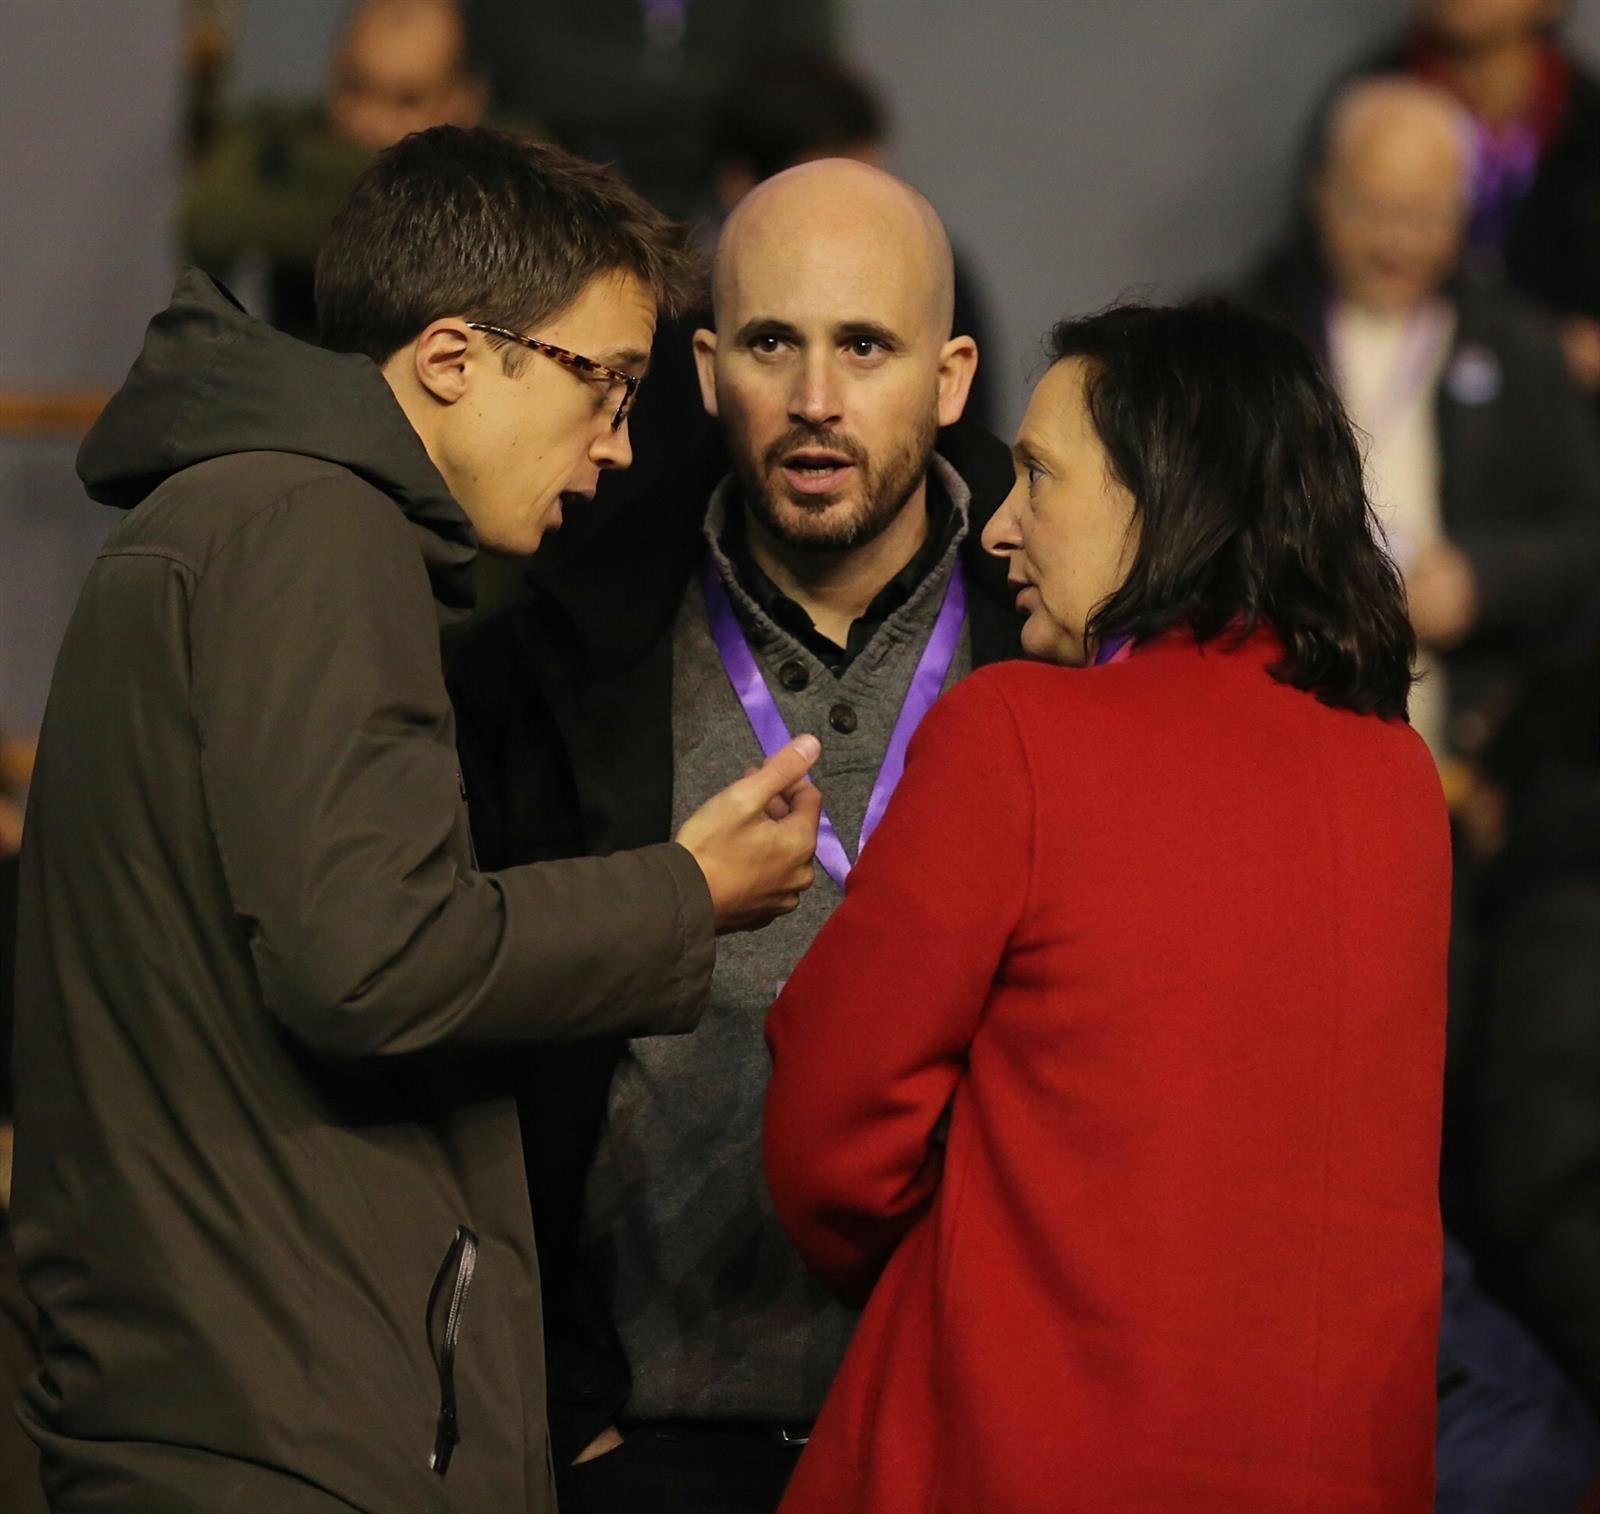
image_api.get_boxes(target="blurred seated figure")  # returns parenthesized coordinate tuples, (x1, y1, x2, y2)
(1437, 1235, 1600, 1512)
(1309, 0, 1600, 394)
(1242, 76, 1600, 778)
(183, 0, 490, 339)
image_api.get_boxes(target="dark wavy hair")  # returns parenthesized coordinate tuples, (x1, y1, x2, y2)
(1054, 300, 1415, 719)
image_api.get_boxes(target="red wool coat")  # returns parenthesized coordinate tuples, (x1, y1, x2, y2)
(764, 632, 1450, 1514)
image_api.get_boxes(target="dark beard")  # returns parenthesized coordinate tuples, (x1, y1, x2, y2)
(731, 411, 939, 555)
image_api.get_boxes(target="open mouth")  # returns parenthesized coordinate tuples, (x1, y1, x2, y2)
(779, 449, 856, 497)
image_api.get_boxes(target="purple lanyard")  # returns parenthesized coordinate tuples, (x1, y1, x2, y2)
(700, 552, 968, 889)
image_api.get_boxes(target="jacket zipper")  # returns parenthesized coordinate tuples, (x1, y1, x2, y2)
(427, 1225, 479, 1475)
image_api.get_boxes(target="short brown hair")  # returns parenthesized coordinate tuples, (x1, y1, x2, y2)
(315, 125, 699, 363)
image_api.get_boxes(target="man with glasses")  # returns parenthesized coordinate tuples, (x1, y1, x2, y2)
(10, 126, 820, 1513)
(448, 157, 1023, 1514)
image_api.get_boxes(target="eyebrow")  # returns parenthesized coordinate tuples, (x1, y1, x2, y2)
(732, 317, 803, 346)
(835, 320, 901, 348)
(597, 347, 651, 375)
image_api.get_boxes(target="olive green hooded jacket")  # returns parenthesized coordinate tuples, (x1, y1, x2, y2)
(11, 271, 714, 1512)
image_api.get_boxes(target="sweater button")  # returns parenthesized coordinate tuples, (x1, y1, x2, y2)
(829, 703, 858, 735)
(778, 659, 810, 692)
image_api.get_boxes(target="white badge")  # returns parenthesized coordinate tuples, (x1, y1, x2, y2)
(1446, 345, 1502, 407)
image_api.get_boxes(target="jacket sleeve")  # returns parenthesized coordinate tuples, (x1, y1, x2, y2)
(188, 480, 714, 1061)
(763, 670, 1033, 1305)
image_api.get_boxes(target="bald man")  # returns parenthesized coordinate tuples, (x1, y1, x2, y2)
(184, 0, 490, 340)
(1244, 74, 1600, 771)
(327, 0, 487, 154)
(446, 159, 1024, 1514)
(1301, 0, 1600, 391)
(1243, 79, 1600, 1489)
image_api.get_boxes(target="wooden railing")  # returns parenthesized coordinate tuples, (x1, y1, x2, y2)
(0, 389, 111, 439)
(0, 741, 35, 793)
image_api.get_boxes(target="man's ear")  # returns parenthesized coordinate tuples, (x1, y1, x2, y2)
(411, 319, 475, 405)
(935, 334, 979, 428)
(692, 327, 720, 418)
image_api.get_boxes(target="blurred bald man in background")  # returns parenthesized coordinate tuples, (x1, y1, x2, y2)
(1242, 79, 1600, 1489)
(1244, 76, 1600, 776)
(1305, 0, 1600, 394)
(184, 0, 493, 340)
(447, 159, 1023, 1514)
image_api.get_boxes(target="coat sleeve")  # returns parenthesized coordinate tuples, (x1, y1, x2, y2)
(763, 669, 1034, 1305)
(188, 480, 714, 1061)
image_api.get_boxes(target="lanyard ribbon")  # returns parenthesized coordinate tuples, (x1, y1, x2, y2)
(700, 552, 968, 889)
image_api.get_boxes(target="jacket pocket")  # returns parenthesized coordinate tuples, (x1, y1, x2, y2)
(426, 1225, 479, 1475)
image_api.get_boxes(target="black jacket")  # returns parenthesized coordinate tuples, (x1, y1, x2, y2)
(1240, 249, 1600, 758)
(446, 419, 1024, 1461)
(12, 271, 715, 1513)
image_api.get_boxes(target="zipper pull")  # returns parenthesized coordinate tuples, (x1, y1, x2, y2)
(430, 1402, 459, 1474)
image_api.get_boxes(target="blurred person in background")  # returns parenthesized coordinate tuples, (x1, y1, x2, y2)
(11, 127, 823, 1513)
(448, 158, 1019, 1514)
(183, 0, 492, 340)
(1246, 77, 1600, 780)
(1312, 0, 1600, 394)
(1241, 78, 1600, 1213)
(1469, 594, 1600, 1416)
(1245, 75, 1600, 1465)
(462, 0, 833, 219)
(1437, 1236, 1600, 1512)
(764, 299, 1450, 1514)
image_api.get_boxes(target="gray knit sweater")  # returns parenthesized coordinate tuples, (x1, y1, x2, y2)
(579, 460, 974, 1422)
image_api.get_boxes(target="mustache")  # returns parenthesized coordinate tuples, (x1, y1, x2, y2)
(762, 427, 869, 472)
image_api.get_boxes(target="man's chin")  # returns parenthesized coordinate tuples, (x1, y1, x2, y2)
(761, 496, 869, 551)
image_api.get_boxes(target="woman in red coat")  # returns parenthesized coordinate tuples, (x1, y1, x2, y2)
(763, 302, 1451, 1513)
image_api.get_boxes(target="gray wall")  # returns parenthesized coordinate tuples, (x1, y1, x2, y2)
(227, 0, 345, 102)
(853, 0, 1600, 432)
(0, 1, 184, 739)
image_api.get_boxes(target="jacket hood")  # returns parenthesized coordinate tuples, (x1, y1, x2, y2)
(77, 268, 476, 608)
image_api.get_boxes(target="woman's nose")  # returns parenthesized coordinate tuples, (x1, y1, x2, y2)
(982, 479, 1025, 558)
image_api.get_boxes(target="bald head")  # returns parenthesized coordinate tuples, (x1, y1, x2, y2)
(692, 157, 977, 561)
(1324, 77, 1471, 190)
(329, 0, 485, 154)
(713, 158, 956, 341)
(1316, 78, 1471, 314)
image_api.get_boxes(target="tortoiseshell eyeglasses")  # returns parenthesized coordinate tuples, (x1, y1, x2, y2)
(466, 321, 641, 430)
